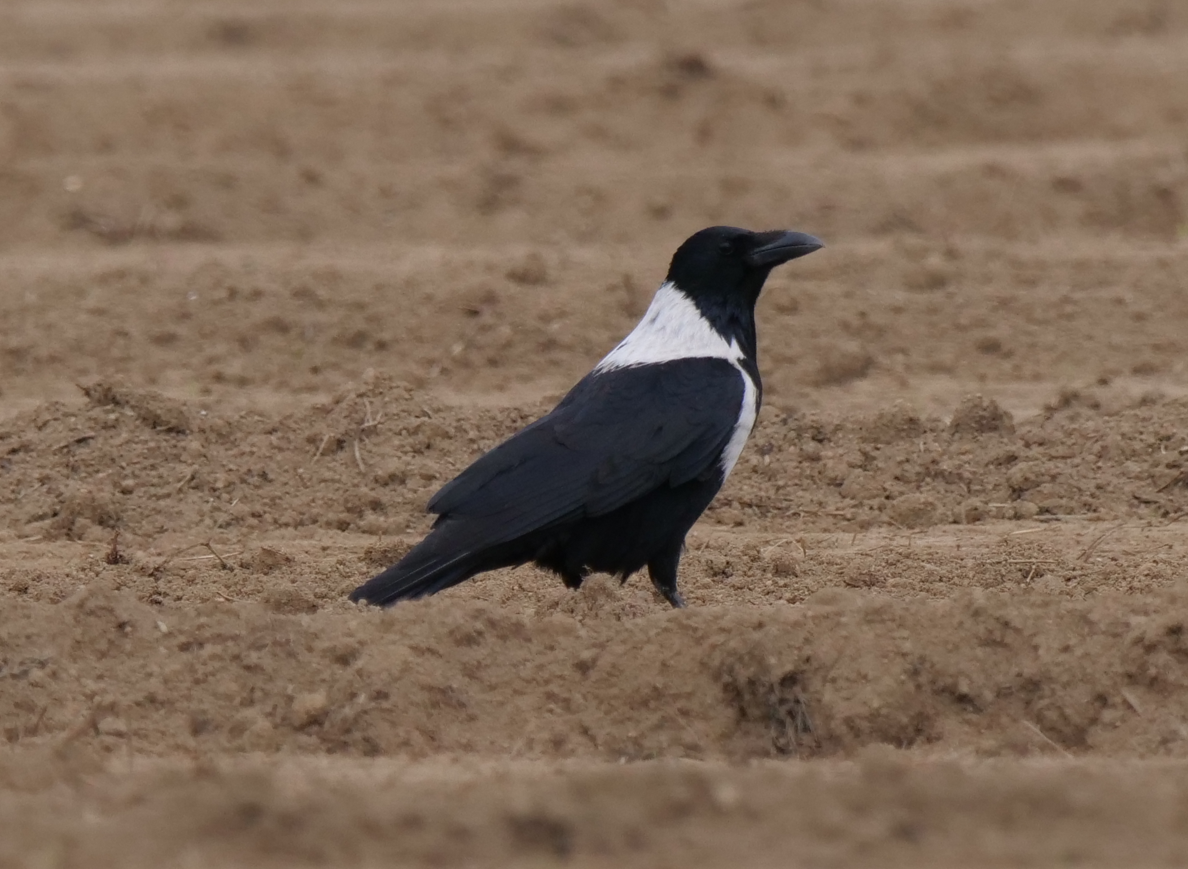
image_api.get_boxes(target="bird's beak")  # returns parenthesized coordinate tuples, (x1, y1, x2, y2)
(745, 230, 824, 268)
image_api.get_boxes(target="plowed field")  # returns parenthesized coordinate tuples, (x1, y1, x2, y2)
(2, 1, 1188, 866)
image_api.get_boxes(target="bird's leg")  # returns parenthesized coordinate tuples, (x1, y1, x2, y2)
(647, 545, 686, 608)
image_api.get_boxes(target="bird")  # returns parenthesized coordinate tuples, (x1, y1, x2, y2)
(350, 225, 823, 609)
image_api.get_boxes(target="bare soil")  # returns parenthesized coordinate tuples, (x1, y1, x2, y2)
(2, 1, 1188, 866)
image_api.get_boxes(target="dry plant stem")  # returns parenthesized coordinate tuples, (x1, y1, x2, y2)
(1077, 522, 1127, 562)
(1022, 720, 1072, 757)
(204, 541, 230, 570)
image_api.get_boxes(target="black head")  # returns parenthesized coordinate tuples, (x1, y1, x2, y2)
(665, 225, 823, 309)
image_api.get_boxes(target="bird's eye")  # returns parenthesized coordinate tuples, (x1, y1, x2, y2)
(718, 240, 735, 255)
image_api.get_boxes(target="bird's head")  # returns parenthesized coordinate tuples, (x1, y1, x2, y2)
(665, 225, 823, 311)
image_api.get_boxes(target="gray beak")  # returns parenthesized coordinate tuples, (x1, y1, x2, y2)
(745, 230, 824, 268)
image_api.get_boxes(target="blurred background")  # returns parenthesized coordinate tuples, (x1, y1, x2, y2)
(2, 0, 1186, 418)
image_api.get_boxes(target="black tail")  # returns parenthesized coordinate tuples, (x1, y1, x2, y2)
(349, 528, 482, 606)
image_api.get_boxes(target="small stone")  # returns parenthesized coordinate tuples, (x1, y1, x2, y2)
(711, 781, 741, 811)
(770, 556, 799, 578)
(1013, 500, 1040, 520)
(704, 554, 733, 578)
(97, 717, 128, 737)
(290, 691, 329, 729)
(840, 471, 883, 501)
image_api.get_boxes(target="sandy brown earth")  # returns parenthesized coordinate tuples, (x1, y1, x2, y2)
(2, 0, 1188, 866)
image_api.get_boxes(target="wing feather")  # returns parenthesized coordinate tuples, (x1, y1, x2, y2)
(426, 359, 745, 544)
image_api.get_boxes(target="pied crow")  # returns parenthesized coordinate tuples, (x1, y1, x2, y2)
(350, 225, 823, 608)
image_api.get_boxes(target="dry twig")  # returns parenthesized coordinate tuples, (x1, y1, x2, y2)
(1077, 522, 1126, 562)
(1022, 720, 1071, 757)
(204, 541, 231, 570)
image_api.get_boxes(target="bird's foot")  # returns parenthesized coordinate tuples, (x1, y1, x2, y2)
(652, 579, 686, 608)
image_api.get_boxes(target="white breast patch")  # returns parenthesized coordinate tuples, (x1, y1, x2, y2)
(595, 281, 758, 479)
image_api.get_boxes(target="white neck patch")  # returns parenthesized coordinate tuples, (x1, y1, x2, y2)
(594, 282, 740, 372)
(594, 281, 759, 479)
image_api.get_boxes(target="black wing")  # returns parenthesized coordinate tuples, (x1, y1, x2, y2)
(426, 359, 745, 544)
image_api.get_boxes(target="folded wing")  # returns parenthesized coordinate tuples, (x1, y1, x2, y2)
(427, 358, 745, 545)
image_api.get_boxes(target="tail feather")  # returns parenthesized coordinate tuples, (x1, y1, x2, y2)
(349, 531, 480, 606)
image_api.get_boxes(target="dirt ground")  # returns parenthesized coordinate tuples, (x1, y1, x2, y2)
(2, 0, 1188, 866)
